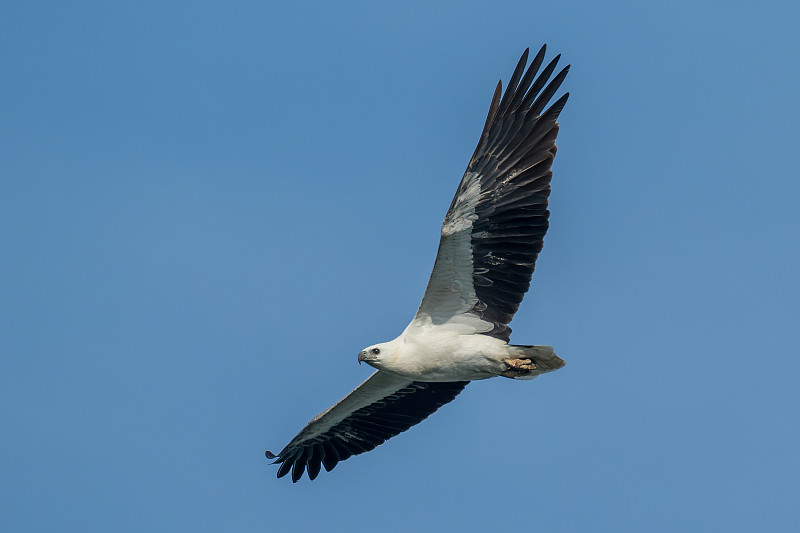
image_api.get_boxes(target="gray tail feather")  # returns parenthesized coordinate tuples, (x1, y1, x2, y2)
(510, 345, 565, 374)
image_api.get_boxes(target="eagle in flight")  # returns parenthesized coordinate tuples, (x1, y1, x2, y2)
(267, 45, 569, 482)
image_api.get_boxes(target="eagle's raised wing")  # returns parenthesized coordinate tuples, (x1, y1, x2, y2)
(412, 46, 569, 341)
(266, 371, 467, 482)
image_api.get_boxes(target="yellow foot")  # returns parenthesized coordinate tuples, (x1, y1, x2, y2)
(500, 358, 537, 378)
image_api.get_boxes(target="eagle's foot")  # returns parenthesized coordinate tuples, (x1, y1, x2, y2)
(501, 357, 536, 378)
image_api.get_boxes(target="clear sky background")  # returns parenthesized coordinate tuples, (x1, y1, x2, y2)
(2, 1, 799, 531)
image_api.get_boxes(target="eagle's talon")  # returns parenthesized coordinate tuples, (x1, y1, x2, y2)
(504, 357, 536, 370)
(501, 357, 539, 378)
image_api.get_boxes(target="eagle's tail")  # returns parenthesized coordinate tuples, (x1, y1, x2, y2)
(502, 345, 565, 380)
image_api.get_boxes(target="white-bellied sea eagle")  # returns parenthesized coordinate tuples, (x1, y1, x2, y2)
(266, 45, 569, 482)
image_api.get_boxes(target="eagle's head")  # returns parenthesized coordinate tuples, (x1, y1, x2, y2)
(357, 344, 386, 367)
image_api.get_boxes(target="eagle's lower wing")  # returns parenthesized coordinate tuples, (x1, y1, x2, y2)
(413, 46, 569, 341)
(266, 371, 468, 482)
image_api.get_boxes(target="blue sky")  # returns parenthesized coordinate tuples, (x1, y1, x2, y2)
(2, 1, 799, 531)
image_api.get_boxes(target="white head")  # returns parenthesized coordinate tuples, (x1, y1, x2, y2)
(357, 339, 401, 369)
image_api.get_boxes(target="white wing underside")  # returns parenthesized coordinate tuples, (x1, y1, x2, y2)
(409, 171, 493, 335)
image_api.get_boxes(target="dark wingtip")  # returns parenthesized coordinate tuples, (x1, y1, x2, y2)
(547, 92, 570, 119)
(291, 461, 306, 483)
(265, 450, 277, 459)
(307, 461, 322, 481)
(276, 460, 292, 479)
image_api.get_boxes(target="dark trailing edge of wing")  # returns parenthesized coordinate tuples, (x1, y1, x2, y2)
(464, 45, 569, 341)
(266, 381, 468, 482)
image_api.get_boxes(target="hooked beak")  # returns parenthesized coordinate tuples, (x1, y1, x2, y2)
(358, 350, 378, 366)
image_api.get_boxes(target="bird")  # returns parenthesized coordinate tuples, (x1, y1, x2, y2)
(266, 45, 569, 482)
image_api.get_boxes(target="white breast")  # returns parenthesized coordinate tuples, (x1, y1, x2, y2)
(383, 327, 509, 382)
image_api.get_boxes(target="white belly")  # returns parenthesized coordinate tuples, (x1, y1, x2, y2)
(381, 329, 510, 382)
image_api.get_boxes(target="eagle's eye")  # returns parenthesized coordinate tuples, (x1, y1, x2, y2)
(371, 348, 380, 355)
